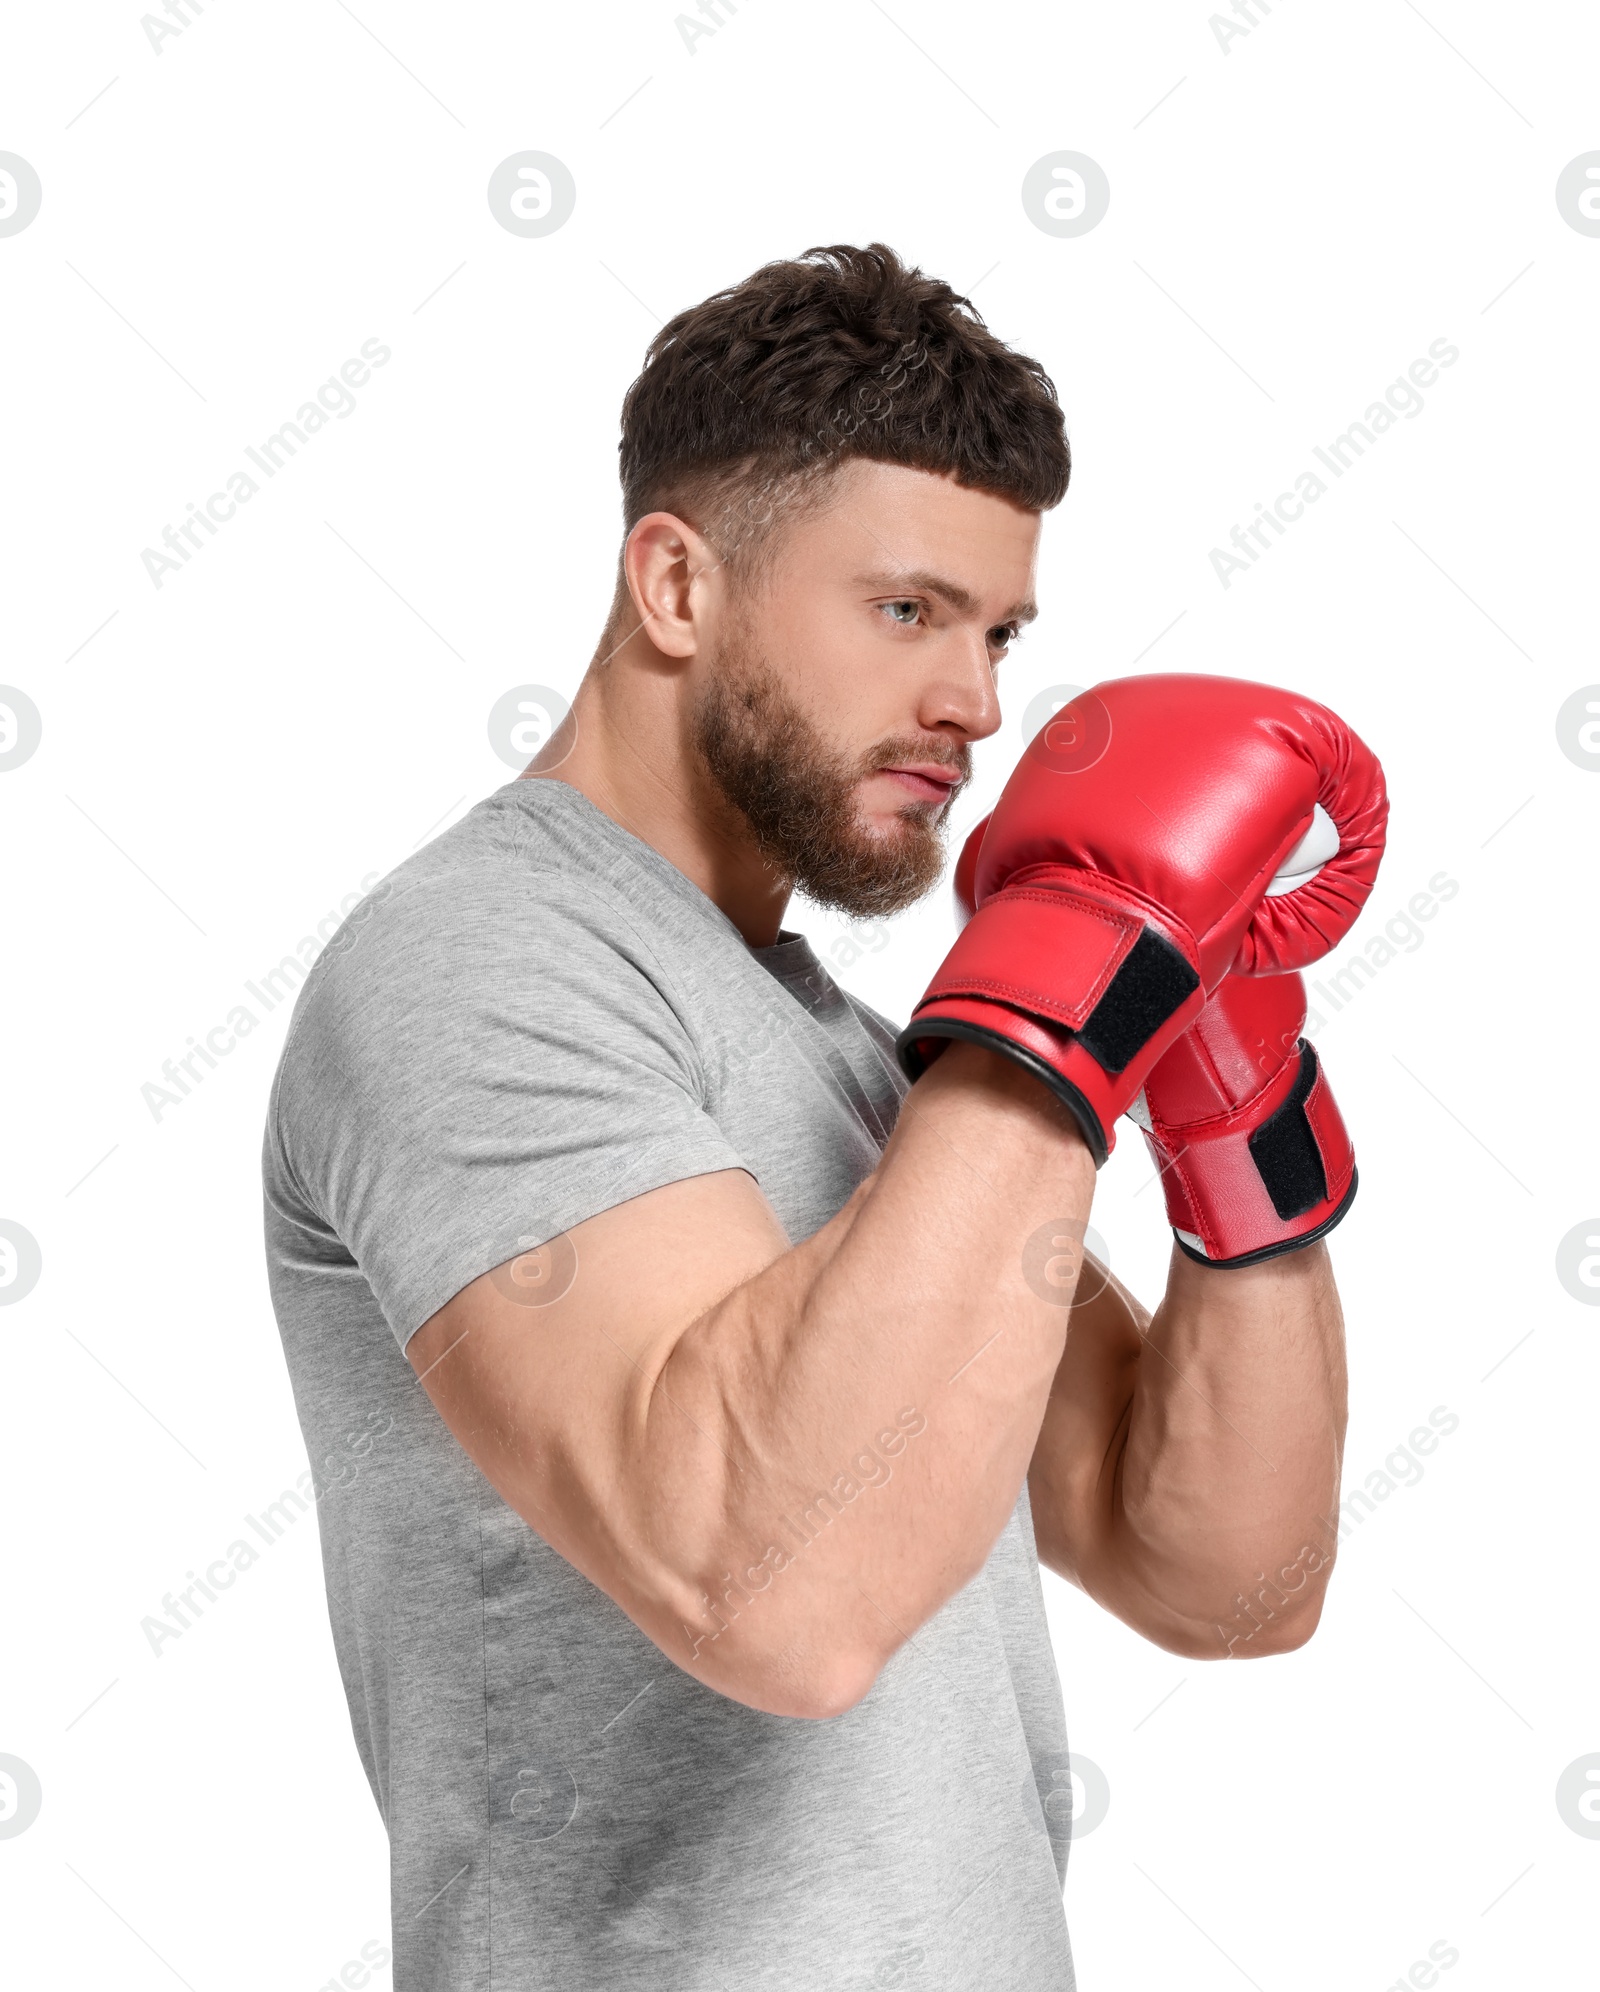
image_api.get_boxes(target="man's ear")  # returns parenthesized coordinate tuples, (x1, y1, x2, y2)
(623, 512, 718, 660)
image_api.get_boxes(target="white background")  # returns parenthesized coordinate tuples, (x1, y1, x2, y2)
(3, 1, 1598, 1986)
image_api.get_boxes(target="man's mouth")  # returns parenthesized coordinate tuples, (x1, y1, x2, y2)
(878, 764, 962, 805)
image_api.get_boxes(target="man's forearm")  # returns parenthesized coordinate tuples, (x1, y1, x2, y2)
(1032, 1241, 1348, 1659)
(648, 1042, 1096, 1713)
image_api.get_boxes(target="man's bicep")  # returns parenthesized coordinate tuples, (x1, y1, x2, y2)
(405, 1166, 790, 1637)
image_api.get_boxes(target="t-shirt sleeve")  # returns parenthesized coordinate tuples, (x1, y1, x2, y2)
(268, 866, 748, 1352)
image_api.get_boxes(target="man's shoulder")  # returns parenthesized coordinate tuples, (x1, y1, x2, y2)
(272, 781, 723, 1098)
(301, 786, 645, 997)
(259, 779, 729, 1248)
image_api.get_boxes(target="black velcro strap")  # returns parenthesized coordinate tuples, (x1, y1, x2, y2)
(1076, 928, 1200, 1077)
(1247, 1041, 1329, 1220)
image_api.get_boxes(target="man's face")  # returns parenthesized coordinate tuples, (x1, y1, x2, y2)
(688, 459, 1041, 919)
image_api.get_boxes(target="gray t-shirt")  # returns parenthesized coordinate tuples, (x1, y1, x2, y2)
(262, 775, 1076, 1991)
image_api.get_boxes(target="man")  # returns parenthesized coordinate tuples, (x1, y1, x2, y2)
(263, 243, 1384, 1990)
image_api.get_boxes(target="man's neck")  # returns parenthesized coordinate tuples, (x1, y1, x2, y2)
(521, 654, 791, 949)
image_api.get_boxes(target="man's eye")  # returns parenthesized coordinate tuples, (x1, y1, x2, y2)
(882, 600, 922, 627)
(990, 622, 1023, 650)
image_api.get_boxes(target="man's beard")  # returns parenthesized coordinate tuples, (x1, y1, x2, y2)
(690, 630, 968, 920)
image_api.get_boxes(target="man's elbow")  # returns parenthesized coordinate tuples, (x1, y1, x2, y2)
(750, 1648, 879, 1721)
(799, 1652, 880, 1719)
(1205, 1585, 1329, 1660)
(680, 1629, 880, 1721)
(1112, 1578, 1331, 1661)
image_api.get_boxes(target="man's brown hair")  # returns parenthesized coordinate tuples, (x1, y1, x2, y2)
(609, 242, 1071, 612)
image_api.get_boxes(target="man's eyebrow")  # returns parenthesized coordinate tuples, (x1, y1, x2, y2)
(853, 568, 1039, 625)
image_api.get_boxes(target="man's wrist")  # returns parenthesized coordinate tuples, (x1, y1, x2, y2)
(913, 1036, 1098, 1155)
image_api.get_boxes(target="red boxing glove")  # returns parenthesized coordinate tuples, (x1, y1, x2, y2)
(1129, 971, 1357, 1266)
(897, 674, 1387, 1165)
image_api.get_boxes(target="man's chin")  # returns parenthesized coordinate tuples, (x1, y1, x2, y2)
(795, 821, 948, 918)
